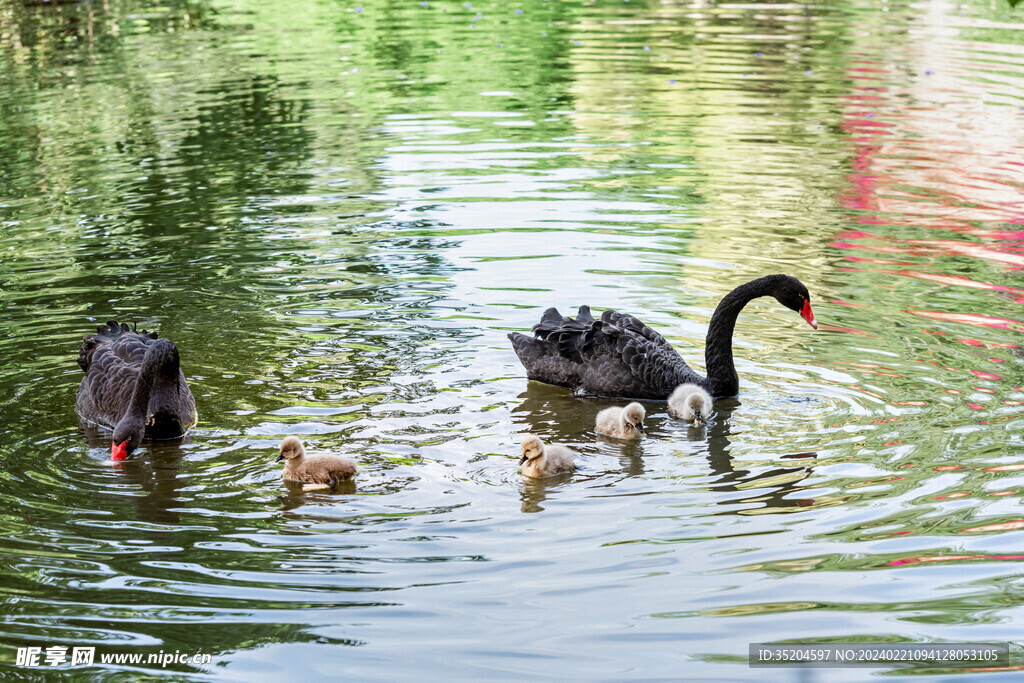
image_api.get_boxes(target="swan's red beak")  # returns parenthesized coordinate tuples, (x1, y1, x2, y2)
(800, 300, 818, 330)
(111, 441, 128, 461)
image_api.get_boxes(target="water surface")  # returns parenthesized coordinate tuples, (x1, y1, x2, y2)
(1, 0, 1024, 679)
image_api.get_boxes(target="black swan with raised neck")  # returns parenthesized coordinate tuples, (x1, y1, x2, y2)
(508, 274, 816, 400)
(76, 320, 197, 460)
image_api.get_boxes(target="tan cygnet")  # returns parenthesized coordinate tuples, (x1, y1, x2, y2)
(276, 436, 356, 489)
(668, 383, 713, 423)
(519, 434, 576, 478)
(594, 402, 646, 438)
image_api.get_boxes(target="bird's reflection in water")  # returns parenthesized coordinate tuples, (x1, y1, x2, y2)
(279, 477, 357, 511)
(594, 432, 646, 478)
(511, 385, 821, 514)
(512, 383, 658, 478)
(79, 419, 188, 525)
(518, 471, 575, 513)
(510, 383, 595, 442)
(702, 399, 820, 514)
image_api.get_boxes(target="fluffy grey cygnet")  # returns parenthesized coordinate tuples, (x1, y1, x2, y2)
(276, 436, 356, 488)
(594, 402, 646, 438)
(668, 383, 713, 423)
(519, 434, 576, 478)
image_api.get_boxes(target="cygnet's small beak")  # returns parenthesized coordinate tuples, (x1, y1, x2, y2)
(519, 455, 527, 465)
(636, 423, 645, 434)
(275, 453, 284, 462)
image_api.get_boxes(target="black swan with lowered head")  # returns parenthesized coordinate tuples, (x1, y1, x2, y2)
(76, 321, 197, 460)
(508, 274, 816, 400)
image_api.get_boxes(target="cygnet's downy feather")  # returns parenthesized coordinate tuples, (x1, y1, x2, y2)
(668, 383, 713, 422)
(594, 402, 646, 438)
(276, 436, 357, 487)
(519, 434, 576, 478)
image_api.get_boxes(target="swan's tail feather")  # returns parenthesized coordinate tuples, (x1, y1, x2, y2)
(78, 319, 160, 371)
(77, 336, 98, 372)
(539, 307, 564, 326)
(508, 331, 581, 390)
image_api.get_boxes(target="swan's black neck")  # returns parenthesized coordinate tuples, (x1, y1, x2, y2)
(128, 339, 181, 427)
(704, 275, 784, 397)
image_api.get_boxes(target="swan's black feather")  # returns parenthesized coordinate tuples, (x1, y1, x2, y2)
(509, 307, 706, 399)
(508, 275, 814, 400)
(76, 321, 196, 440)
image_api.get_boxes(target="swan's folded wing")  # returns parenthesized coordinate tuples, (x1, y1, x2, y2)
(577, 310, 697, 396)
(76, 348, 142, 427)
(598, 310, 678, 352)
(531, 307, 595, 364)
(79, 321, 158, 371)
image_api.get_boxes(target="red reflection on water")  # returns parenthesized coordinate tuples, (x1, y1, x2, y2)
(832, 240, 917, 255)
(819, 324, 874, 336)
(844, 256, 916, 266)
(960, 519, 1024, 533)
(834, 233, 1024, 270)
(852, 386, 886, 399)
(889, 553, 1024, 566)
(889, 270, 1024, 295)
(835, 56, 1024, 338)
(965, 403, 984, 410)
(978, 414, 1022, 425)
(971, 370, 1002, 380)
(906, 309, 1024, 332)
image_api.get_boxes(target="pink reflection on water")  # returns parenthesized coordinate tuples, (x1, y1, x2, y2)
(829, 299, 870, 308)
(933, 492, 969, 500)
(819, 324, 875, 336)
(889, 553, 1024, 566)
(960, 519, 1024, 533)
(971, 370, 1002, 381)
(844, 256, 916, 266)
(894, 270, 1024, 295)
(905, 309, 1024, 332)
